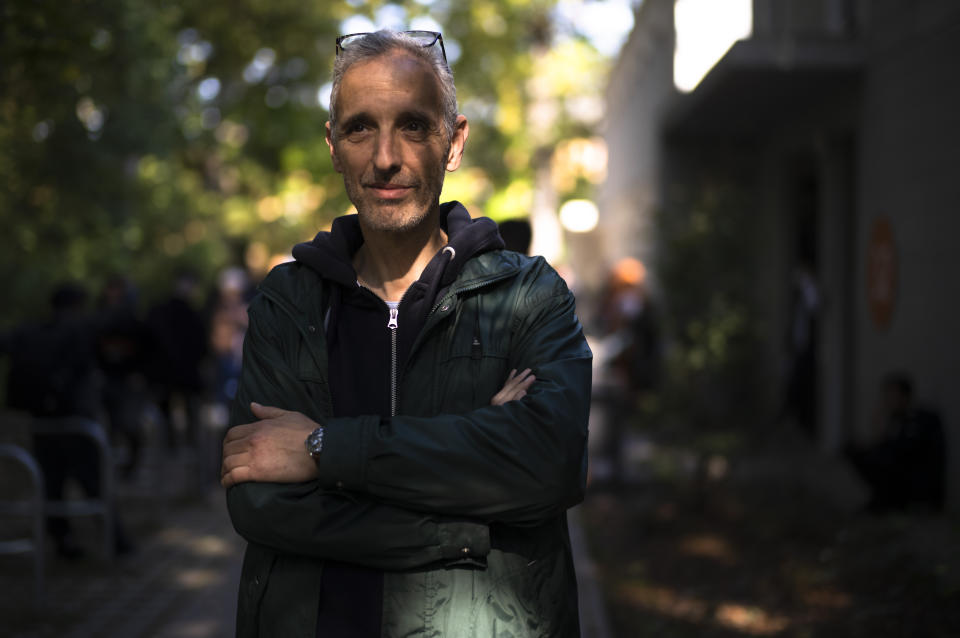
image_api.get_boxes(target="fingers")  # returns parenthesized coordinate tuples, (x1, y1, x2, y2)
(503, 368, 535, 392)
(220, 449, 251, 476)
(221, 436, 249, 459)
(221, 404, 290, 453)
(490, 368, 536, 405)
(220, 449, 252, 487)
(222, 404, 277, 448)
(220, 420, 258, 486)
(221, 465, 253, 489)
(514, 368, 535, 388)
(250, 402, 288, 419)
(222, 422, 254, 446)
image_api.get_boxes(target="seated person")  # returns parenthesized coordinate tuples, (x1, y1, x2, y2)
(845, 372, 945, 513)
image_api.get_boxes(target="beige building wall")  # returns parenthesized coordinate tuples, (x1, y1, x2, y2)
(598, 0, 675, 287)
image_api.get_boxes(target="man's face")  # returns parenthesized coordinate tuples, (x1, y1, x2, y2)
(326, 50, 468, 234)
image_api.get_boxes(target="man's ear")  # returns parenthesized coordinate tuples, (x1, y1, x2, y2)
(445, 115, 469, 172)
(325, 121, 342, 173)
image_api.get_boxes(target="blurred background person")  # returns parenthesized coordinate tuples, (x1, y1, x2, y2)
(146, 269, 209, 451)
(95, 274, 150, 478)
(845, 372, 946, 513)
(593, 258, 661, 482)
(207, 266, 251, 414)
(498, 218, 532, 255)
(780, 260, 820, 435)
(3, 282, 133, 557)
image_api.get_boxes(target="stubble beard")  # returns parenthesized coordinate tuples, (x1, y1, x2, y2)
(347, 148, 450, 235)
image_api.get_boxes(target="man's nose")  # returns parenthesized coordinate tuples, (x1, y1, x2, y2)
(373, 132, 401, 172)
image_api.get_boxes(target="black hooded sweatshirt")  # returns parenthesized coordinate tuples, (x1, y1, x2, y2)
(290, 201, 505, 636)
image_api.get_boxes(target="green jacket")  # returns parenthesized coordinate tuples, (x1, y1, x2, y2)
(226, 247, 592, 637)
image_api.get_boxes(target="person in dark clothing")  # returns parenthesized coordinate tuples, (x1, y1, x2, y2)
(145, 270, 209, 449)
(207, 267, 251, 408)
(845, 372, 946, 513)
(498, 218, 532, 254)
(781, 262, 820, 435)
(4, 283, 133, 557)
(7, 283, 99, 418)
(96, 274, 150, 476)
(219, 30, 592, 637)
(6, 283, 100, 421)
(594, 258, 660, 482)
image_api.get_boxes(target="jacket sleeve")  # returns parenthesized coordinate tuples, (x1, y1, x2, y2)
(314, 264, 592, 526)
(225, 292, 491, 569)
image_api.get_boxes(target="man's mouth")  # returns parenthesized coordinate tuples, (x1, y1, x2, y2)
(367, 183, 413, 200)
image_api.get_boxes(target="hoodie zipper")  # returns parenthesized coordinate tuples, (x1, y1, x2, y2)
(387, 305, 399, 417)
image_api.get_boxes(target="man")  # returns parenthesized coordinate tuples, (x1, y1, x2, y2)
(221, 29, 592, 637)
(844, 373, 945, 513)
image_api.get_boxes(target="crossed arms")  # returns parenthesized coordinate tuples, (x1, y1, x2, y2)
(223, 278, 591, 570)
(220, 368, 536, 488)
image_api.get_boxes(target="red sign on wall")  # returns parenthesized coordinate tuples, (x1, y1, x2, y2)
(866, 216, 897, 330)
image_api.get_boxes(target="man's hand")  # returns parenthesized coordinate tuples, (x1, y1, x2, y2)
(220, 403, 320, 488)
(490, 368, 536, 406)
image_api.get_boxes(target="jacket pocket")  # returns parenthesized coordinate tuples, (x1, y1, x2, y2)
(295, 345, 333, 419)
(435, 321, 510, 413)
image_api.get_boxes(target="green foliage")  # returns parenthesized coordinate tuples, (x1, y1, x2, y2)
(0, 0, 611, 326)
(654, 177, 760, 430)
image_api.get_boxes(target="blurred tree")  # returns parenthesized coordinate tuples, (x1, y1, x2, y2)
(653, 175, 761, 434)
(0, 0, 612, 326)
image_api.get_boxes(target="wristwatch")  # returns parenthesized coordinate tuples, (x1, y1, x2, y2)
(304, 426, 325, 461)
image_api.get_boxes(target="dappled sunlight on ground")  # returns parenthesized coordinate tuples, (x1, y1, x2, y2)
(615, 582, 792, 635)
(154, 528, 234, 558)
(165, 619, 221, 638)
(174, 567, 227, 589)
(582, 471, 960, 637)
(677, 533, 738, 566)
(1, 488, 242, 638)
(714, 602, 790, 635)
(617, 582, 710, 623)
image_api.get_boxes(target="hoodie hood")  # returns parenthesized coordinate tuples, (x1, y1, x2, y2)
(291, 201, 505, 293)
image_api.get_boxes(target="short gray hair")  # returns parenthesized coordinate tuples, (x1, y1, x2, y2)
(328, 30, 459, 142)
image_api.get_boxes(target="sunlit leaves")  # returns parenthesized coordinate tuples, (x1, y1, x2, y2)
(484, 179, 534, 221)
(1, 0, 616, 327)
(440, 167, 495, 213)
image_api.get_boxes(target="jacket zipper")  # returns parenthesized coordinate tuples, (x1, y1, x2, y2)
(387, 306, 399, 417)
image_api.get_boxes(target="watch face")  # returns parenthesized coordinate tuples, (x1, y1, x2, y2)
(306, 427, 324, 457)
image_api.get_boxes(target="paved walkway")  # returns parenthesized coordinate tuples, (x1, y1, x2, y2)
(2, 448, 243, 638)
